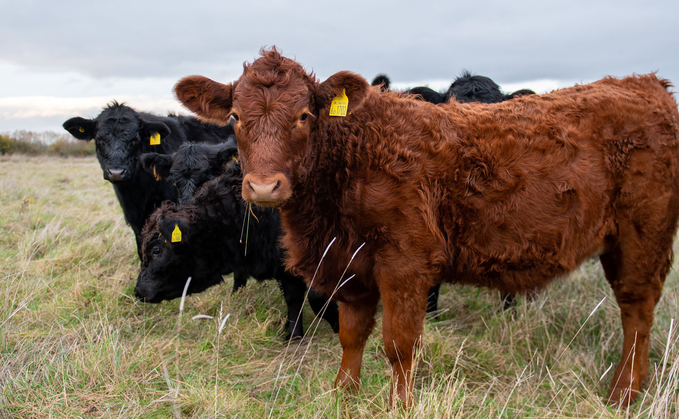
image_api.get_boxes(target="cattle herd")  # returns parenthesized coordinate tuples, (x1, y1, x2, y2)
(63, 47, 679, 409)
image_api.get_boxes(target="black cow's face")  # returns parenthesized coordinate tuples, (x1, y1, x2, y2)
(63, 103, 170, 183)
(134, 217, 223, 303)
(141, 140, 238, 204)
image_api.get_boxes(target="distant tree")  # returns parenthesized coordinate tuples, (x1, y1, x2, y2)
(0, 134, 14, 155)
(0, 130, 95, 157)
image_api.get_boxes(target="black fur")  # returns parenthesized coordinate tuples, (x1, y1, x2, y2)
(504, 88, 536, 100)
(63, 102, 234, 259)
(141, 137, 238, 205)
(135, 160, 340, 340)
(370, 73, 391, 92)
(405, 86, 447, 104)
(446, 70, 506, 103)
(371, 71, 536, 105)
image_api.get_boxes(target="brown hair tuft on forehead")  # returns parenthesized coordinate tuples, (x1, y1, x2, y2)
(242, 47, 317, 88)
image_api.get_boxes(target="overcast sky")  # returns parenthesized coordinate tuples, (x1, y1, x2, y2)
(1, 0, 677, 133)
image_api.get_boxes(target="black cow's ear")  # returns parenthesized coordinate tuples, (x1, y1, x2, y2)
(160, 219, 189, 246)
(63, 117, 96, 140)
(215, 143, 239, 167)
(316, 71, 370, 117)
(140, 120, 171, 146)
(140, 153, 173, 181)
(174, 76, 234, 124)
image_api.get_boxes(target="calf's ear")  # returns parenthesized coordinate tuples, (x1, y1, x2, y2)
(160, 219, 190, 248)
(63, 117, 96, 140)
(140, 120, 171, 145)
(215, 144, 239, 167)
(174, 76, 234, 124)
(140, 153, 173, 181)
(316, 71, 370, 116)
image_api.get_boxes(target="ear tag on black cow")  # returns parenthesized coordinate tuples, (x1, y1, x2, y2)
(78, 127, 85, 133)
(150, 132, 161, 146)
(171, 224, 182, 243)
(329, 88, 348, 117)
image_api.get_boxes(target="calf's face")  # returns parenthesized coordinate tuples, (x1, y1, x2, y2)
(135, 216, 223, 303)
(174, 51, 369, 207)
(63, 103, 170, 183)
(141, 140, 238, 204)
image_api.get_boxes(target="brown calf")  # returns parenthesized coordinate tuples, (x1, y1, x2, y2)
(174, 48, 679, 407)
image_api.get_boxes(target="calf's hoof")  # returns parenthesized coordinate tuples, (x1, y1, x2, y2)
(335, 371, 360, 393)
(284, 332, 303, 342)
(607, 385, 640, 408)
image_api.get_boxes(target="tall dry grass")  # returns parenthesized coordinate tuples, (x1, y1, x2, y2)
(0, 155, 677, 418)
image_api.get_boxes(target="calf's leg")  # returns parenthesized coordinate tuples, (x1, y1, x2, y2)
(306, 287, 340, 333)
(379, 275, 429, 407)
(600, 234, 669, 406)
(276, 272, 308, 340)
(426, 284, 440, 312)
(335, 294, 379, 392)
(232, 270, 248, 292)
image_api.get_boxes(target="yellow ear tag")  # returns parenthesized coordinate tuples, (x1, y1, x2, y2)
(231, 155, 239, 162)
(329, 88, 349, 117)
(78, 127, 85, 133)
(150, 132, 161, 146)
(171, 224, 182, 243)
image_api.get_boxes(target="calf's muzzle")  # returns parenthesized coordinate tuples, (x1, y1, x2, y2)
(105, 167, 128, 182)
(242, 173, 291, 205)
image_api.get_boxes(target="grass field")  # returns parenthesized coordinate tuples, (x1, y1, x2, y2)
(0, 155, 677, 418)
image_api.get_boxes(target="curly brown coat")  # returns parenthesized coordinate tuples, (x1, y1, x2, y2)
(175, 47, 679, 408)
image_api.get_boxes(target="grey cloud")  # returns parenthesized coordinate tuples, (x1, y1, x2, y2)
(2, 0, 677, 86)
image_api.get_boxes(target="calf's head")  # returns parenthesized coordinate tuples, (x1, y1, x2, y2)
(174, 47, 370, 206)
(141, 139, 238, 204)
(135, 209, 223, 303)
(63, 102, 171, 183)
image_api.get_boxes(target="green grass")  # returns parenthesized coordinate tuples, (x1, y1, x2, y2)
(0, 155, 677, 418)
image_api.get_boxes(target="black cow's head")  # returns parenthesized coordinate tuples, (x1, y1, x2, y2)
(446, 71, 505, 104)
(140, 138, 238, 204)
(63, 102, 171, 183)
(134, 208, 223, 303)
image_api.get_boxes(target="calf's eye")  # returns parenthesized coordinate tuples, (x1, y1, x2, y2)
(300, 113, 308, 121)
(152, 246, 162, 256)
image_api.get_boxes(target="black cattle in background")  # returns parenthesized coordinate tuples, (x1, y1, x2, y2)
(371, 74, 391, 92)
(141, 140, 250, 291)
(370, 72, 534, 312)
(63, 102, 234, 260)
(135, 151, 340, 340)
(140, 139, 237, 205)
(448, 71, 535, 102)
(371, 71, 536, 104)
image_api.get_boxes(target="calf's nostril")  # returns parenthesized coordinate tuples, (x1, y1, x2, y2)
(134, 289, 144, 301)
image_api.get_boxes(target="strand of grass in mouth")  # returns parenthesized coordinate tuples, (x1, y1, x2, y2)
(243, 203, 260, 257)
(249, 204, 259, 223)
(245, 203, 251, 256)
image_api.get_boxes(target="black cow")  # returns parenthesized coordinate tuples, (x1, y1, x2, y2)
(140, 139, 237, 205)
(372, 71, 536, 104)
(370, 74, 391, 92)
(135, 151, 340, 340)
(141, 139, 250, 292)
(63, 102, 234, 259)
